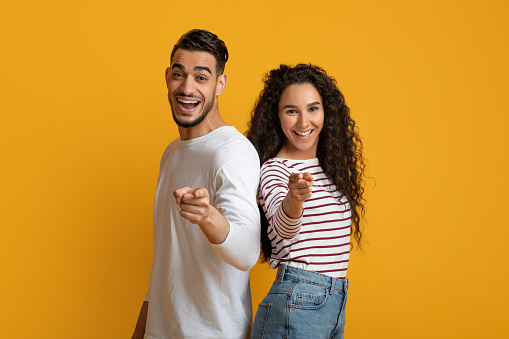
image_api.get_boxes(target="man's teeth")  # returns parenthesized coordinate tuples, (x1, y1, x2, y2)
(295, 130, 312, 137)
(178, 99, 199, 104)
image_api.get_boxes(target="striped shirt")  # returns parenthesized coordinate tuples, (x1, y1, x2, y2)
(259, 158, 351, 279)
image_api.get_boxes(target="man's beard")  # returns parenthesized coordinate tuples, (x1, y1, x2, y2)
(169, 93, 215, 128)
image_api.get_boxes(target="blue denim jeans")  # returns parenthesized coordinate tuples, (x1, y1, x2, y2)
(251, 265, 348, 339)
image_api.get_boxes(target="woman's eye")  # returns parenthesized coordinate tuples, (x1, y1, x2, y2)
(309, 106, 318, 112)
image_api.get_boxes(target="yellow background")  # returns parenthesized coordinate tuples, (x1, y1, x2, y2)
(1, 0, 508, 338)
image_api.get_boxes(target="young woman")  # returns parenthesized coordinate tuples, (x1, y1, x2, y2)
(246, 64, 365, 339)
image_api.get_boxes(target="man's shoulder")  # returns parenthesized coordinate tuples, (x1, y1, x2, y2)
(213, 127, 258, 158)
(159, 138, 180, 167)
(164, 137, 180, 150)
(214, 126, 251, 144)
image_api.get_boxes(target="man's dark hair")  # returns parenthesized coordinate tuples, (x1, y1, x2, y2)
(170, 29, 229, 75)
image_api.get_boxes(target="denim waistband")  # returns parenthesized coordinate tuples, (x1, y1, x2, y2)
(276, 265, 349, 293)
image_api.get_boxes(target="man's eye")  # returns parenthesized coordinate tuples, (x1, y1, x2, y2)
(197, 76, 207, 81)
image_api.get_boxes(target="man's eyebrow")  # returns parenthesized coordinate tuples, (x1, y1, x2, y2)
(170, 64, 212, 76)
(194, 66, 212, 75)
(171, 63, 185, 70)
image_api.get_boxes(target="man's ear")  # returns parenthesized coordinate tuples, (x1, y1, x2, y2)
(165, 67, 171, 87)
(215, 73, 227, 96)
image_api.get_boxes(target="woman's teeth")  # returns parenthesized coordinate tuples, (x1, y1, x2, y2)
(294, 130, 312, 137)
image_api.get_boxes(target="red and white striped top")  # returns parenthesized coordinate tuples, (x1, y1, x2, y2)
(259, 158, 351, 279)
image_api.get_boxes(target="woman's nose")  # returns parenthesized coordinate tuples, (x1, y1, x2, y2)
(297, 113, 309, 128)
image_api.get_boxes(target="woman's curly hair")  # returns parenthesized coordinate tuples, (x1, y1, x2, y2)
(246, 64, 366, 262)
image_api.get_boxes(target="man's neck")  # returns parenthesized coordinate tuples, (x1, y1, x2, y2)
(178, 111, 228, 140)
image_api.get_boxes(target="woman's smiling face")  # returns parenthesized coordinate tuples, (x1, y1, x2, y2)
(277, 83, 324, 160)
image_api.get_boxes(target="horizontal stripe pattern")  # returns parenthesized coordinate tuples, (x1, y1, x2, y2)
(260, 158, 351, 279)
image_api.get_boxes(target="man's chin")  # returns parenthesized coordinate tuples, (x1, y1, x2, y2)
(174, 119, 197, 128)
(170, 99, 213, 129)
(172, 112, 207, 128)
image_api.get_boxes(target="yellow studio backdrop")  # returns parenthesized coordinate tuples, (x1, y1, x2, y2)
(1, 0, 508, 338)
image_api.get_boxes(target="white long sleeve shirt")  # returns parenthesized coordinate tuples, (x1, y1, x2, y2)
(144, 126, 260, 339)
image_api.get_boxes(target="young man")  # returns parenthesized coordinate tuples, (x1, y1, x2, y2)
(131, 29, 261, 339)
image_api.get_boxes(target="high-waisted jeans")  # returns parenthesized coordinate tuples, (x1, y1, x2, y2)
(251, 265, 348, 339)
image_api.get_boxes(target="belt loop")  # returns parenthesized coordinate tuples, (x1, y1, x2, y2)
(277, 264, 287, 283)
(329, 277, 335, 295)
(344, 277, 349, 293)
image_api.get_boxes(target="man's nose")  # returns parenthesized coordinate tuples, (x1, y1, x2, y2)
(180, 76, 195, 95)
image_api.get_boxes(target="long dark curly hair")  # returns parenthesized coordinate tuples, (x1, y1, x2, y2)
(246, 64, 366, 262)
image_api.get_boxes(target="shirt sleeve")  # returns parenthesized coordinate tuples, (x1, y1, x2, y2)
(259, 161, 303, 240)
(210, 150, 261, 271)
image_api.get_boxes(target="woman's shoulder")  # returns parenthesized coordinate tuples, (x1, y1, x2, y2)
(260, 158, 290, 179)
(262, 157, 320, 170)
(261, 157, 292, 171)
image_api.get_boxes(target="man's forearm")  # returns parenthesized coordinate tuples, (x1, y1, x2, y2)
(131, 301, 148, 339)
(198, 205, 230, 244)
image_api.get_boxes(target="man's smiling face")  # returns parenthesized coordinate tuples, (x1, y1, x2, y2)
(166, 49, 220, 128)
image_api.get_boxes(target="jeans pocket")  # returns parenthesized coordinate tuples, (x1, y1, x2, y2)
(251, 303, 271, 339)
(291, 282, 328, 309)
